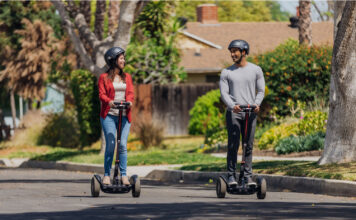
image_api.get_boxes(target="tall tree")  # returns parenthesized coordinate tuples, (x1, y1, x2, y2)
(50, 0, 141, 78)
(0, 19, 59, 100)
(51, 0, 144, 152)
(108, 0, 120, 36)
(94, 0, 106, 40)
(318, 1, 356, 165)
(298, 0, 312, 46)
(79, 1, 91, 25)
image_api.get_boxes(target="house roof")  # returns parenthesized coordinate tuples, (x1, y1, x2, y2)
(180, 22, 333, 71)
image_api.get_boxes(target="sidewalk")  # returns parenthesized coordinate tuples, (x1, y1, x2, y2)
(211, 153, 320, 161)
(0, 158, 181, 177)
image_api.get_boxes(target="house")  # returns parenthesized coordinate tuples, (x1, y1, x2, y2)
(178, 4, 334, 83)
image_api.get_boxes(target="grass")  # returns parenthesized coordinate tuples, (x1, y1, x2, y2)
(1, 133, 217, 166)
(179, 160, 356, 181)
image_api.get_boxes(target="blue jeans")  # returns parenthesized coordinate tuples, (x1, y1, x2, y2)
(100, 114, 131, 177)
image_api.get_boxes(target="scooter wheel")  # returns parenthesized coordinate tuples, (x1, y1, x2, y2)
(256, 177, 267, 199)
(132, 177, 141, 198)
(91, 176, 100, 197)
(216, 177, 226, 198)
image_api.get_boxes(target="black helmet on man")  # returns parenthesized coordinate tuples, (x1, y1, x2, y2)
(228, 40, 249, 55)
(104, 47, 125, 67)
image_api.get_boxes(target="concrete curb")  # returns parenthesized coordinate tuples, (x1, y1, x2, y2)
(146, 169, 356, 198)
(19, 160, 104, 174)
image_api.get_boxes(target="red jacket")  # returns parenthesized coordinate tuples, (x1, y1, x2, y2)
(98, 72, 134, 122)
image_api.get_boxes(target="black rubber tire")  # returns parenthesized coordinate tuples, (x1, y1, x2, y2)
(91, 176, 100, 197)
(216, 177, 226, 198)
(257, 177, 267, 199)
(132, 177, 141, 198)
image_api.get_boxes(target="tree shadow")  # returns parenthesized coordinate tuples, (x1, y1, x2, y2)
(0, 201, 355, 219)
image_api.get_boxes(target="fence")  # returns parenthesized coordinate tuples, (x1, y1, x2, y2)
(131, 83, 218, 136)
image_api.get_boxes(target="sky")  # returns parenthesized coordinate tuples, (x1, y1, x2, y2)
(278, 0, 331, 22)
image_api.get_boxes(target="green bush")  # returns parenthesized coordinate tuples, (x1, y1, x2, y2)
(297, 110, 327, 135)
(125, 1, 186, 84)
(204, 128, 228, 148)
(275, 132, 325, 154)
(258, 110, 327, 150)
(38, 111, 80, 148)
(70, 69, 101, 147)
(249, 39, 332, 116)
(257, 122, 298, 150)
(188, 89, 224, 135)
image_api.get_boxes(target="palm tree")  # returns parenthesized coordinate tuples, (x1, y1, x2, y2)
(298, 0, 312, 46)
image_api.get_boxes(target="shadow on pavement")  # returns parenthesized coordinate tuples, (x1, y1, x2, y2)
(0, 201, 355, 219)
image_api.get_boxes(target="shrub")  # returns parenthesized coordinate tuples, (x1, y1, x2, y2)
(204, 128, 228, 148)
(38, 110, 80, 148)
(249, 39, 332, 116)
(258, 110, 327, 150)
(70, 69, 101, 147)
(275, 132, 325, 154)
(188, 89, 224, 135)
(137, 119, 165, 149)
(257, 122, 298, 150)
(297, 110, 327, 135)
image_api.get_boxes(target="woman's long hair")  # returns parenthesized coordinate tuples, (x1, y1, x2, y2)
(105, 55, 126, 83)
(106, 67, 126, 83)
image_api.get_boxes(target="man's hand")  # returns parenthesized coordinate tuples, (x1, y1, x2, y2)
(253, 104, 260, 113)
(233, 105, 241, 113)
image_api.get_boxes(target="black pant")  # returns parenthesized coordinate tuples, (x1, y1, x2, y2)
(226, 110, 257, 178)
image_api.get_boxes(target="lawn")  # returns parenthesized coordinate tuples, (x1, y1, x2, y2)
(1, 135, 224, 166)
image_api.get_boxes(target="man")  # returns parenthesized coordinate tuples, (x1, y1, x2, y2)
(219, 39, 265, 186)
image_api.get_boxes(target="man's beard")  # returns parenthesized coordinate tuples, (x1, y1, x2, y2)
(234, 55, 243, 65)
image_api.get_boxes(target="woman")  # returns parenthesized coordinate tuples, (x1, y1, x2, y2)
(98, 47, 134, 185)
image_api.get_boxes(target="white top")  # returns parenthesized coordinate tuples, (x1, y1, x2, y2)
(108, 80, 127, 116)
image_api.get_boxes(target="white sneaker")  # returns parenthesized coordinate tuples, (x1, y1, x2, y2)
(103, 176, 111, 185)
(122, 176, 130, 185)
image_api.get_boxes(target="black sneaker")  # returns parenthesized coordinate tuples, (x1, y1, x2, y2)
(228, 175, 237, 186)
(245, 177, 256, 186)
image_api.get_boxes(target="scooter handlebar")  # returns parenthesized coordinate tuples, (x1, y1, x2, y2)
(239, 105, 257, 112)
(113, 101, 130, 110)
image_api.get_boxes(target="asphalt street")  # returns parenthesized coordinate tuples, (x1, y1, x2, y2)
(0, 168, 355, 220)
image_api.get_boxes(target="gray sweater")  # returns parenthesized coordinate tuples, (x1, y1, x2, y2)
(219, 62, 265, 111)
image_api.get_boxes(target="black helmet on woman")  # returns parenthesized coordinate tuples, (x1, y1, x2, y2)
(228, 40, 249, 55)
(104, 47, 125, 67)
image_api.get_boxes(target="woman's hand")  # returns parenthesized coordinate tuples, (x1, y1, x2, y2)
(128, 101, 133, 109)
(109, 101, 116, 108)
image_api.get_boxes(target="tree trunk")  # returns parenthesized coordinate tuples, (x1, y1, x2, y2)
(79, 0, 91, 25)
(318, 1, 356, 165)
(298, 0, 312, 46)
(108, 0, 120, 36)
(51, 0, 140, 77)
(10, 89, 16, 130)
(94, 0, 106, 40)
